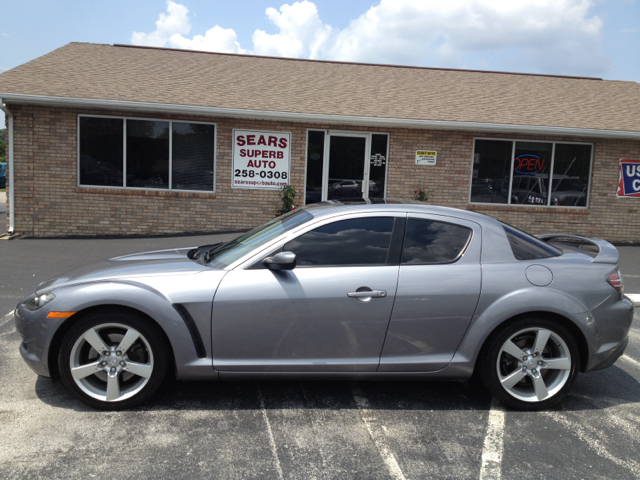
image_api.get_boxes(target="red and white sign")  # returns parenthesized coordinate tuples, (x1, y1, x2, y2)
(232, 129, 291, 189)
(618, 158, 640, 197)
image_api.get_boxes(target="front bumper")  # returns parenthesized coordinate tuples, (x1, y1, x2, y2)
(14, 303, 68, 378)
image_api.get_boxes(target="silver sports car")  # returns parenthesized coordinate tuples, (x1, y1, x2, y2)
(14, 202, 634, 410)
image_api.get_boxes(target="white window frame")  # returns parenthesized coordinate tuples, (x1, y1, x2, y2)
(468, 137, 594, 209)
(77, 114, 217, 193)
(303, 129, 390, 204)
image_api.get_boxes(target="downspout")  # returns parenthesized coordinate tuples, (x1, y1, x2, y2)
(0, 100, 14, 233)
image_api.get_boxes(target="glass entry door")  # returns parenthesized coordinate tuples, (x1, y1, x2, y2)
(327, 135, 367, 201)
(304, 130, 389, 204)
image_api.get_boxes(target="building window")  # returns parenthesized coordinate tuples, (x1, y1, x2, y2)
(79, 117, 124, 187)
(126, 120, 170, 189)
(470, 139, 592, 208)
(78, 115, 216, 192)
(172, 122, 215, 191)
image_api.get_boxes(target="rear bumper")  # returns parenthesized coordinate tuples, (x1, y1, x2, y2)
(584, 294, 634, 372)
(586, 336, 629, 372)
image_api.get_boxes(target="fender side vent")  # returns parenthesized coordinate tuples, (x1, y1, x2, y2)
(173, 303, 207, 358)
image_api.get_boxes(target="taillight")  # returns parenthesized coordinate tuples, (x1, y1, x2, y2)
(606, 270, 624, 292)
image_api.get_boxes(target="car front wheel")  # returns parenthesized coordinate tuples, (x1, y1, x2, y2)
(481, 318, 580, 410)
(59, 309, 168, 410)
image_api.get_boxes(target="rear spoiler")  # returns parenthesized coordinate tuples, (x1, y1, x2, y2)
(535, 234, 619, 264)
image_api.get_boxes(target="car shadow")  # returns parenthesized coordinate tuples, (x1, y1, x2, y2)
(34, 364, 640, 413)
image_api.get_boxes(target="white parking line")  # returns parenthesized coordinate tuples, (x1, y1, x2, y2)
(1, 310, 14, 325)
(0, 310, 15, 338)
(257, 384, 284, 480)
(352, 386, 407, 480)
(626, 294, 640, 305)
(621, 355, 640, 369)
(479, 397, 505, 480)
(542, 410, 640, 476)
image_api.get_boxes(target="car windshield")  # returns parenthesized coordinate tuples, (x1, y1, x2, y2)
(552, 178, 585, 192)
(207, 209, 314, 269)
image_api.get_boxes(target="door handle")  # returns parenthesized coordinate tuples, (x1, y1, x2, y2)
(348, 290, 387, 298)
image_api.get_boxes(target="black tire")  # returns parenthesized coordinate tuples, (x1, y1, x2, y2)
(481, 317, 580, 411)
(59, 308, 169, 410)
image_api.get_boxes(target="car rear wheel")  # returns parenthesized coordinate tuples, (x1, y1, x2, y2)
(481, 317, 580, 410)
(59, 309, 168, 410)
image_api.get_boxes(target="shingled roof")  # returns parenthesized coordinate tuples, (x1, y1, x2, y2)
(1, 42, 639, 136)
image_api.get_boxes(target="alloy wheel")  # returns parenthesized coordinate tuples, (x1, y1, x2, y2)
(496, 327, 572, 403)
(69, 323, 155, 403)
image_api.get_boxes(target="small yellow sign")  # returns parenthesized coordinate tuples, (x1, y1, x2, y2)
(415, 150, 437, 165)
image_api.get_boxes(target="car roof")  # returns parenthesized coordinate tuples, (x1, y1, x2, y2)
(513, 173, 580, 180)
(302, 200, 499, 226)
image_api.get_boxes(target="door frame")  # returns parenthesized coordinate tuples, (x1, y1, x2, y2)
(304, 129, 390, 203)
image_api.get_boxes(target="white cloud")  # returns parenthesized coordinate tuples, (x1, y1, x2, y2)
(170, 26, 246, 53)
(132, 1, 245, 53)
(254, 0, 607, 75)
(131, 1, 191, 47)
(131, 0, 608, 76)
(253, 1, 333, 58)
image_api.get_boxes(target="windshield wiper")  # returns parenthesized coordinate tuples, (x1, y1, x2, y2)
(187, 242, 224, 262)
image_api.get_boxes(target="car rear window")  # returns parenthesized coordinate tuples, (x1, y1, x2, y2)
(502, 223, 562, 260)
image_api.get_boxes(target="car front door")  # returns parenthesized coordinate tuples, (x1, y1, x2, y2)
(379, 214, 482, 372)
(211, 214, 404, 372)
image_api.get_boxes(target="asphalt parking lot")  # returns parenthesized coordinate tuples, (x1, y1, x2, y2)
(0, 234, 639, 479)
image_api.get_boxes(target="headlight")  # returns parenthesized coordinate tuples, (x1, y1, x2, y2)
(25, 292, 56, 311)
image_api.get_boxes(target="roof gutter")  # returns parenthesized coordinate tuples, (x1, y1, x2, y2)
(0, 100, 14, 233)
(2, 93, 640, 140)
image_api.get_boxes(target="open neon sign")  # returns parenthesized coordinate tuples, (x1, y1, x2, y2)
(514, 154, 546, 174)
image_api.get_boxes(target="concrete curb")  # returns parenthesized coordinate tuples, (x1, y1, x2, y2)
(0, 233, 19, 241)
(626, 294, 640, 306)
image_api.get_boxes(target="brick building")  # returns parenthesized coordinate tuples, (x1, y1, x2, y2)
(1, 43, 639, 240)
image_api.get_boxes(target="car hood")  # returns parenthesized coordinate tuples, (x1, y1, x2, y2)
(551, 190, 586, 198)
(36, 247, 210, 293)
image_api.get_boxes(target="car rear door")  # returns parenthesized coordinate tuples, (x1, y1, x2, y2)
(211, 213, 405, 372)
(379, 214, 482, 372)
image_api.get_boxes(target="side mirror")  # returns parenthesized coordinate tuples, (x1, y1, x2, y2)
(263, 251, 297, 271)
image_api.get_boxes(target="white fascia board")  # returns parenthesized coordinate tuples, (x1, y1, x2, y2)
(0, 101, 14, 232)
(2, 92, 640, 140)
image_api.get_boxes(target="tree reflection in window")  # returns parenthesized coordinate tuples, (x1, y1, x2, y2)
(401, 219, 471, 264)
(285, 217, 394, 266)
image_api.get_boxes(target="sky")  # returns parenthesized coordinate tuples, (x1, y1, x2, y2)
(0, 0, 639, 128)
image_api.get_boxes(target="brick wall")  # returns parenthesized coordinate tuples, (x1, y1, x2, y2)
(5, 104, 640, 242)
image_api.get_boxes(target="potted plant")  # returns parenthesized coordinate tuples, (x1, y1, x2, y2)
(413, 187, 433, 202)
(276, 185, 297, 217)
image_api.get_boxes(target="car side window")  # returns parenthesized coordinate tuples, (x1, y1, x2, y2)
(284, 217, 395, 266)
(401, 219, 472, 264)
